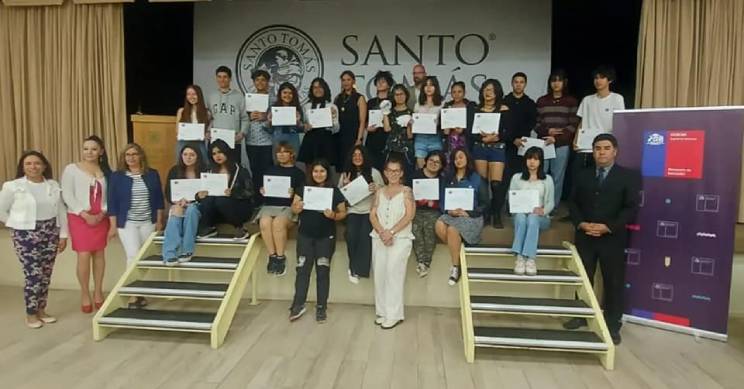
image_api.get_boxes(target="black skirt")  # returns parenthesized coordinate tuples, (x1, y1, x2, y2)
(298, 128, 337, 165)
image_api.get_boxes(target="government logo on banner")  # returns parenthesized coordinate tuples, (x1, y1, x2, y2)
(641, 130, 705, 179)
(236, 25, 324, 104)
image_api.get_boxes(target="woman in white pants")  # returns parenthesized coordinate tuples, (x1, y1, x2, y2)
(370, 157, 415, 329)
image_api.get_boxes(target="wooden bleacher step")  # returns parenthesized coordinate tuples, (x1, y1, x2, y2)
(474, 327, 607, 351)
(119, 280, 229, 299)
(138, 255, 240, 271)
(470, 295, 594, 316)
(99, 308, 215, 332)
(467, 268, 582, 284)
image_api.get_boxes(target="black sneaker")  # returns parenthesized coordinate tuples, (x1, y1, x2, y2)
(491, 215, 503, 229)
(316, 305, 327, 323)
(562, 317, 587, 330)
(289, 304, 306, 321)
(267, 254, 278, 274)
(275, 256, 287, 276)
(233, 226, 250, 240)
(610, 330, 622, 345)
(197, 226, 218, 239)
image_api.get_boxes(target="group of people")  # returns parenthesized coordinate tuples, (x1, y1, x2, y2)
(0, 62, 640, 344)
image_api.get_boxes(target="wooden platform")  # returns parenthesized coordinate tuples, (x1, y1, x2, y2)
(2, 286, 744, 388)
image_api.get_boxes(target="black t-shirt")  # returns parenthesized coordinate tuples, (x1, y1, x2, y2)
(263, 165, 305, 207)
(298, 186, 345, 239)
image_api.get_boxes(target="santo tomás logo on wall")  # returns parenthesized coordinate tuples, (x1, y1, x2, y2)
(236, 25, 324, 105)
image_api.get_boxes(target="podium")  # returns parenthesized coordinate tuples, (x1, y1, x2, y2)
(131, 114, 177, 187)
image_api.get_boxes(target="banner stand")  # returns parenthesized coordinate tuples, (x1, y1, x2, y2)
(623, 314, 728, 342)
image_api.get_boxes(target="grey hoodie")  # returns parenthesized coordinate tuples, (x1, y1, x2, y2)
(207, 88, 249, 141)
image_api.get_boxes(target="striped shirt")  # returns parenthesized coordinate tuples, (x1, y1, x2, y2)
(126, 172, 151, 222)
(535, 94, 579, 147)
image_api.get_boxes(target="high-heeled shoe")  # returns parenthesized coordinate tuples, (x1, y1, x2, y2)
(94, 301, 104, 310)
(81, 304, 93, 314)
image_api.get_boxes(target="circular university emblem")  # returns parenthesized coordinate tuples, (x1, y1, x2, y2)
(236, 25, 324, 105)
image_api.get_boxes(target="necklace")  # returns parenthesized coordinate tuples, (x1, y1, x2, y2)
(340, 91, 353, 112)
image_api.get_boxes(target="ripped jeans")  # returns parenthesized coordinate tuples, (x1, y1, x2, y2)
(292, 234, 336, 308)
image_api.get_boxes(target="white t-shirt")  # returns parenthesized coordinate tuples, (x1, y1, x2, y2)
(576, 92, 625, 152)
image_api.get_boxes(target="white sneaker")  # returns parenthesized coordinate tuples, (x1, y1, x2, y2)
(514, 256, 526, 275)
(418, 263, 430, 278)
(447, 266, 460, 286)
(348, 269, 359, 285)
(525, 259, 537, 276)
(381, 319, 401, 329)
(375, 316, 384, 325)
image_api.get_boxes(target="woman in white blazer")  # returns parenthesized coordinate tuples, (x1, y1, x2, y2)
(0, 151, 68, 329)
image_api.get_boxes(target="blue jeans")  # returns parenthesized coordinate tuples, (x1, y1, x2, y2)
(414, 134, 443, 158)
(543, 145, 569, 206)
(162, 203, 200, 260)
(511, 213, 550, 259)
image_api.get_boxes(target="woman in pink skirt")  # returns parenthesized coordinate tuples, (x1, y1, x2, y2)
(61, 135, 112, 313)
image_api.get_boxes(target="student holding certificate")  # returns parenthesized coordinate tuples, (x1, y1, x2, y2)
(289, 159, 347, 323)
(338, 145, 384, 284)
(195, 140, 255, 240)
(257, 142, 305, 276)
(413, 76, 443, 169)
(207, 66, 249, 164)
(334, 71, 367, 169)
(435, 148, 488, 285)
(299, 78, 339, 171)
(411, 150, 445, 278)
(382, 84, 415, 179)
(471, 79, 512, 229)
(175, 84, 210, 163)
(162, 145, 208, 268)
(365, 70, 395, 171)
(441, 82, 475, 161)
(369, 157, 415, 329)
(268, 82, 305, 160)
(245, 70, 274, 200)
(508, 147, 554, 276)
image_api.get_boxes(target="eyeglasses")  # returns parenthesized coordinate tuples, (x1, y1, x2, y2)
(427, 159, 442, 165)
(385, 169, 402, 174)
(125, 153, 140, 157)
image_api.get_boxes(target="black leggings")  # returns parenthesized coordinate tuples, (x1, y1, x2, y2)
(198, 196, 253, 227)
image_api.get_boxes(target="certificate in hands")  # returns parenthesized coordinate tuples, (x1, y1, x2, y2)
(340, 175, 372, 206)
(263, 175, 292, 198)
(177, 123, 205, 141)
(271, 106, 297, 126)
(210, 128, 235, 148)
(245, 93, 269, 112)
(170, 178, 202, 203)
(303, 186, 334, 211)
(309, 107, 333, 129)
(444, 187, 474, 211)
(440, 108, 467, 129)
(472, 113, 501, 134)
(576, 128, 604, 151)
(412, 178, 440, 201)
(509, 189, 540, 214)
(396, 114, 412, 127)
(518, 137, 556, 159)
(368, 109, 383, 128)
(412, 113, 438, 134)
(200, 173, 229, 197)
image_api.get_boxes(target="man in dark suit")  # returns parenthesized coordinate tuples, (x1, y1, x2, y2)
(564, 133, 641, 345)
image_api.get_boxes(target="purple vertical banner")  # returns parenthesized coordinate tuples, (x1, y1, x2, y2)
(614, 107, 744, 338)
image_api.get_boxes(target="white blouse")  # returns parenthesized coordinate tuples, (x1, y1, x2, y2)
(0, 177, 69, 237)
(61, 163, 108, 215)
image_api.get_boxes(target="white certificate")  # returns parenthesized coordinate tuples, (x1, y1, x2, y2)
(210, 128, 235, 149)
(412, 178, 440, 201)
(576, 128, 605, 151)
(308, 107, 333, 129)
(200, 173, 228, 197)
(444, 187, 474, 211)
(245, 93, 269, 112)
(340, 175, 372, 206)
(170, 178, 202, 203)
(518, 137, 557, 159)
(412, 113, 438, 134)
(472, 113, 501, 134)
(271, 106, 297, 126)
(303, 186, 333, 211)
(263, 175, 292, 198)
(441, 108, 467, 129)
(177, 123, 205, 141)
(509, 189, 540, 214)
(396, 114, 412, 127)
(368, 109, 383, 128)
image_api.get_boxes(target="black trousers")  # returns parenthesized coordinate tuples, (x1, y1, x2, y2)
(293, 234, 336, 308)
(245, 144, 273, 203)
(575, 233, 627, 332)
(198, 196, 252, 228)
(345, 213, 373, 277)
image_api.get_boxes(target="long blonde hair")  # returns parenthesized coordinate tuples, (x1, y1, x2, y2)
(116, 143, 150, 172)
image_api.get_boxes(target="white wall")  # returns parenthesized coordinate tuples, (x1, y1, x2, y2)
(193, 0, 552, 102)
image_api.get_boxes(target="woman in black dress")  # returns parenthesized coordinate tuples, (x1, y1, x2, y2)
(333, 70, 367, 170)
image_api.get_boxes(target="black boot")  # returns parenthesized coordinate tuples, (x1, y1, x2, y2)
(490, 181, 504, 229)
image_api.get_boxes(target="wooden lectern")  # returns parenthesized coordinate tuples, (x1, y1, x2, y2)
(131, 114, 177, 189)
